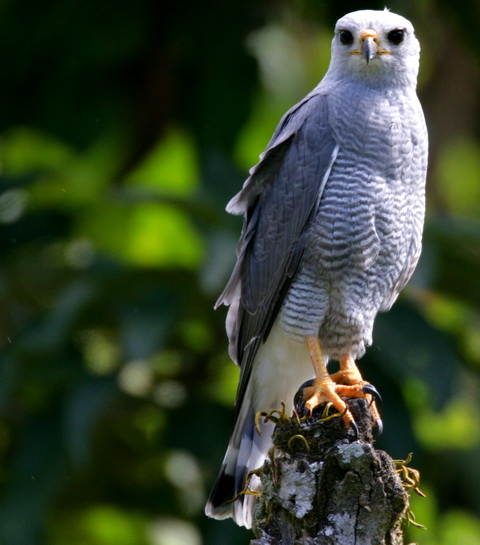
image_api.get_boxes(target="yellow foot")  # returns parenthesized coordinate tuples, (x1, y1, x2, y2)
(300, 378, 382, 434)
(329, 368, 383, 432)
(302, 337, 383, 435)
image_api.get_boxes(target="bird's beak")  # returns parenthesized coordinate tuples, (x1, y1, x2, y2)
(361, 30, 378, 64)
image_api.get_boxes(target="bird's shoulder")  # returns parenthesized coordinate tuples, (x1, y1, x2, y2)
(226, 89, 334, 216)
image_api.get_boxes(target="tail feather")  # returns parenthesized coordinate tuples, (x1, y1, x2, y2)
(205, 322, 314, 528)
(205, 394, 273, 528)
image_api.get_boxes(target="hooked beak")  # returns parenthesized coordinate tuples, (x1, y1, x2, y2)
(361, 30, 378, 64)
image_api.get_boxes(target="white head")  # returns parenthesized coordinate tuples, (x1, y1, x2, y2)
(326, 9, 421, 88)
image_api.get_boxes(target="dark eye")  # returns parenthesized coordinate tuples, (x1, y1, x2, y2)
(387, 28, 405, 45)
(339, 29, 354, 46)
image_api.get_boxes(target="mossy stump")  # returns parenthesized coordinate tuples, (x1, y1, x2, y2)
(250, 399, 408, 545)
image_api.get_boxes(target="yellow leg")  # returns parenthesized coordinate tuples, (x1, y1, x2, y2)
(330, 354, 364, 385)
(304, 336, 351, 428)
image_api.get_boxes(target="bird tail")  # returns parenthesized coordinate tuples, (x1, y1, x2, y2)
(205, 383, 274, 529)
(205, 322, 315, 528)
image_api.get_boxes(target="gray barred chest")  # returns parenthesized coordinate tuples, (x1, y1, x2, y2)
(308, 166, 401, 271)
(276, 97, 425, 349)
(277, 182, 416, 345)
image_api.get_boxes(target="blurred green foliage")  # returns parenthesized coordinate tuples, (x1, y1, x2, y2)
(1, 0, 480, 544)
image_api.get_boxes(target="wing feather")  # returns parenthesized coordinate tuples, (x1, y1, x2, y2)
(218, 92, 339, 416)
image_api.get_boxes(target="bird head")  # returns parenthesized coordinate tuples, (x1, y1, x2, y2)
(327, 10, 421, 88)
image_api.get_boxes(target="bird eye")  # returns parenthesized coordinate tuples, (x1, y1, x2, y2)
(339, 29, 354, 46)
(387, 28, 405, 45)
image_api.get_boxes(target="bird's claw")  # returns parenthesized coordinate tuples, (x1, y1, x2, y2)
(361, 383, 383, 435)
(362, 383, 382, 407)
(294, 379, 314, 416)
(294, 377, 383, 436)
(346, 418, 358, 439)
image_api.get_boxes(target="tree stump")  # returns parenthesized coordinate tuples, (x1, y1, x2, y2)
(250, 399, 408, 545)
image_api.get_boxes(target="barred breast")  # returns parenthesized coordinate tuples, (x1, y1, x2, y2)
(279, 85, 427, 360)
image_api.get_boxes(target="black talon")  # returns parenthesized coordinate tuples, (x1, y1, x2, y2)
(349, 418, 359, 439)
(374, 418, 384, 437)
(362, 383, 382, 407)
(294, 379, 314, 416)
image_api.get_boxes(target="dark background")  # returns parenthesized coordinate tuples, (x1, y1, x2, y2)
(1, 0, 480, 543)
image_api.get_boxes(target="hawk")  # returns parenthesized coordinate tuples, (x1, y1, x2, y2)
(206, 9, 428, 528)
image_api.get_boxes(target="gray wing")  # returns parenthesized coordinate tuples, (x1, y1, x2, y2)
(217, 92, 339, 414)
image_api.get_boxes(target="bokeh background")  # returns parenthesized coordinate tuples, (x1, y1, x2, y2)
(1, 0, 480, 543)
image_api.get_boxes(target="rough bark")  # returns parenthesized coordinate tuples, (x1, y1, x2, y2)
(250, 399, 408, 545)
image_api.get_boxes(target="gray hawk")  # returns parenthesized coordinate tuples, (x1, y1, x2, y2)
(205, 9, 428, 528)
